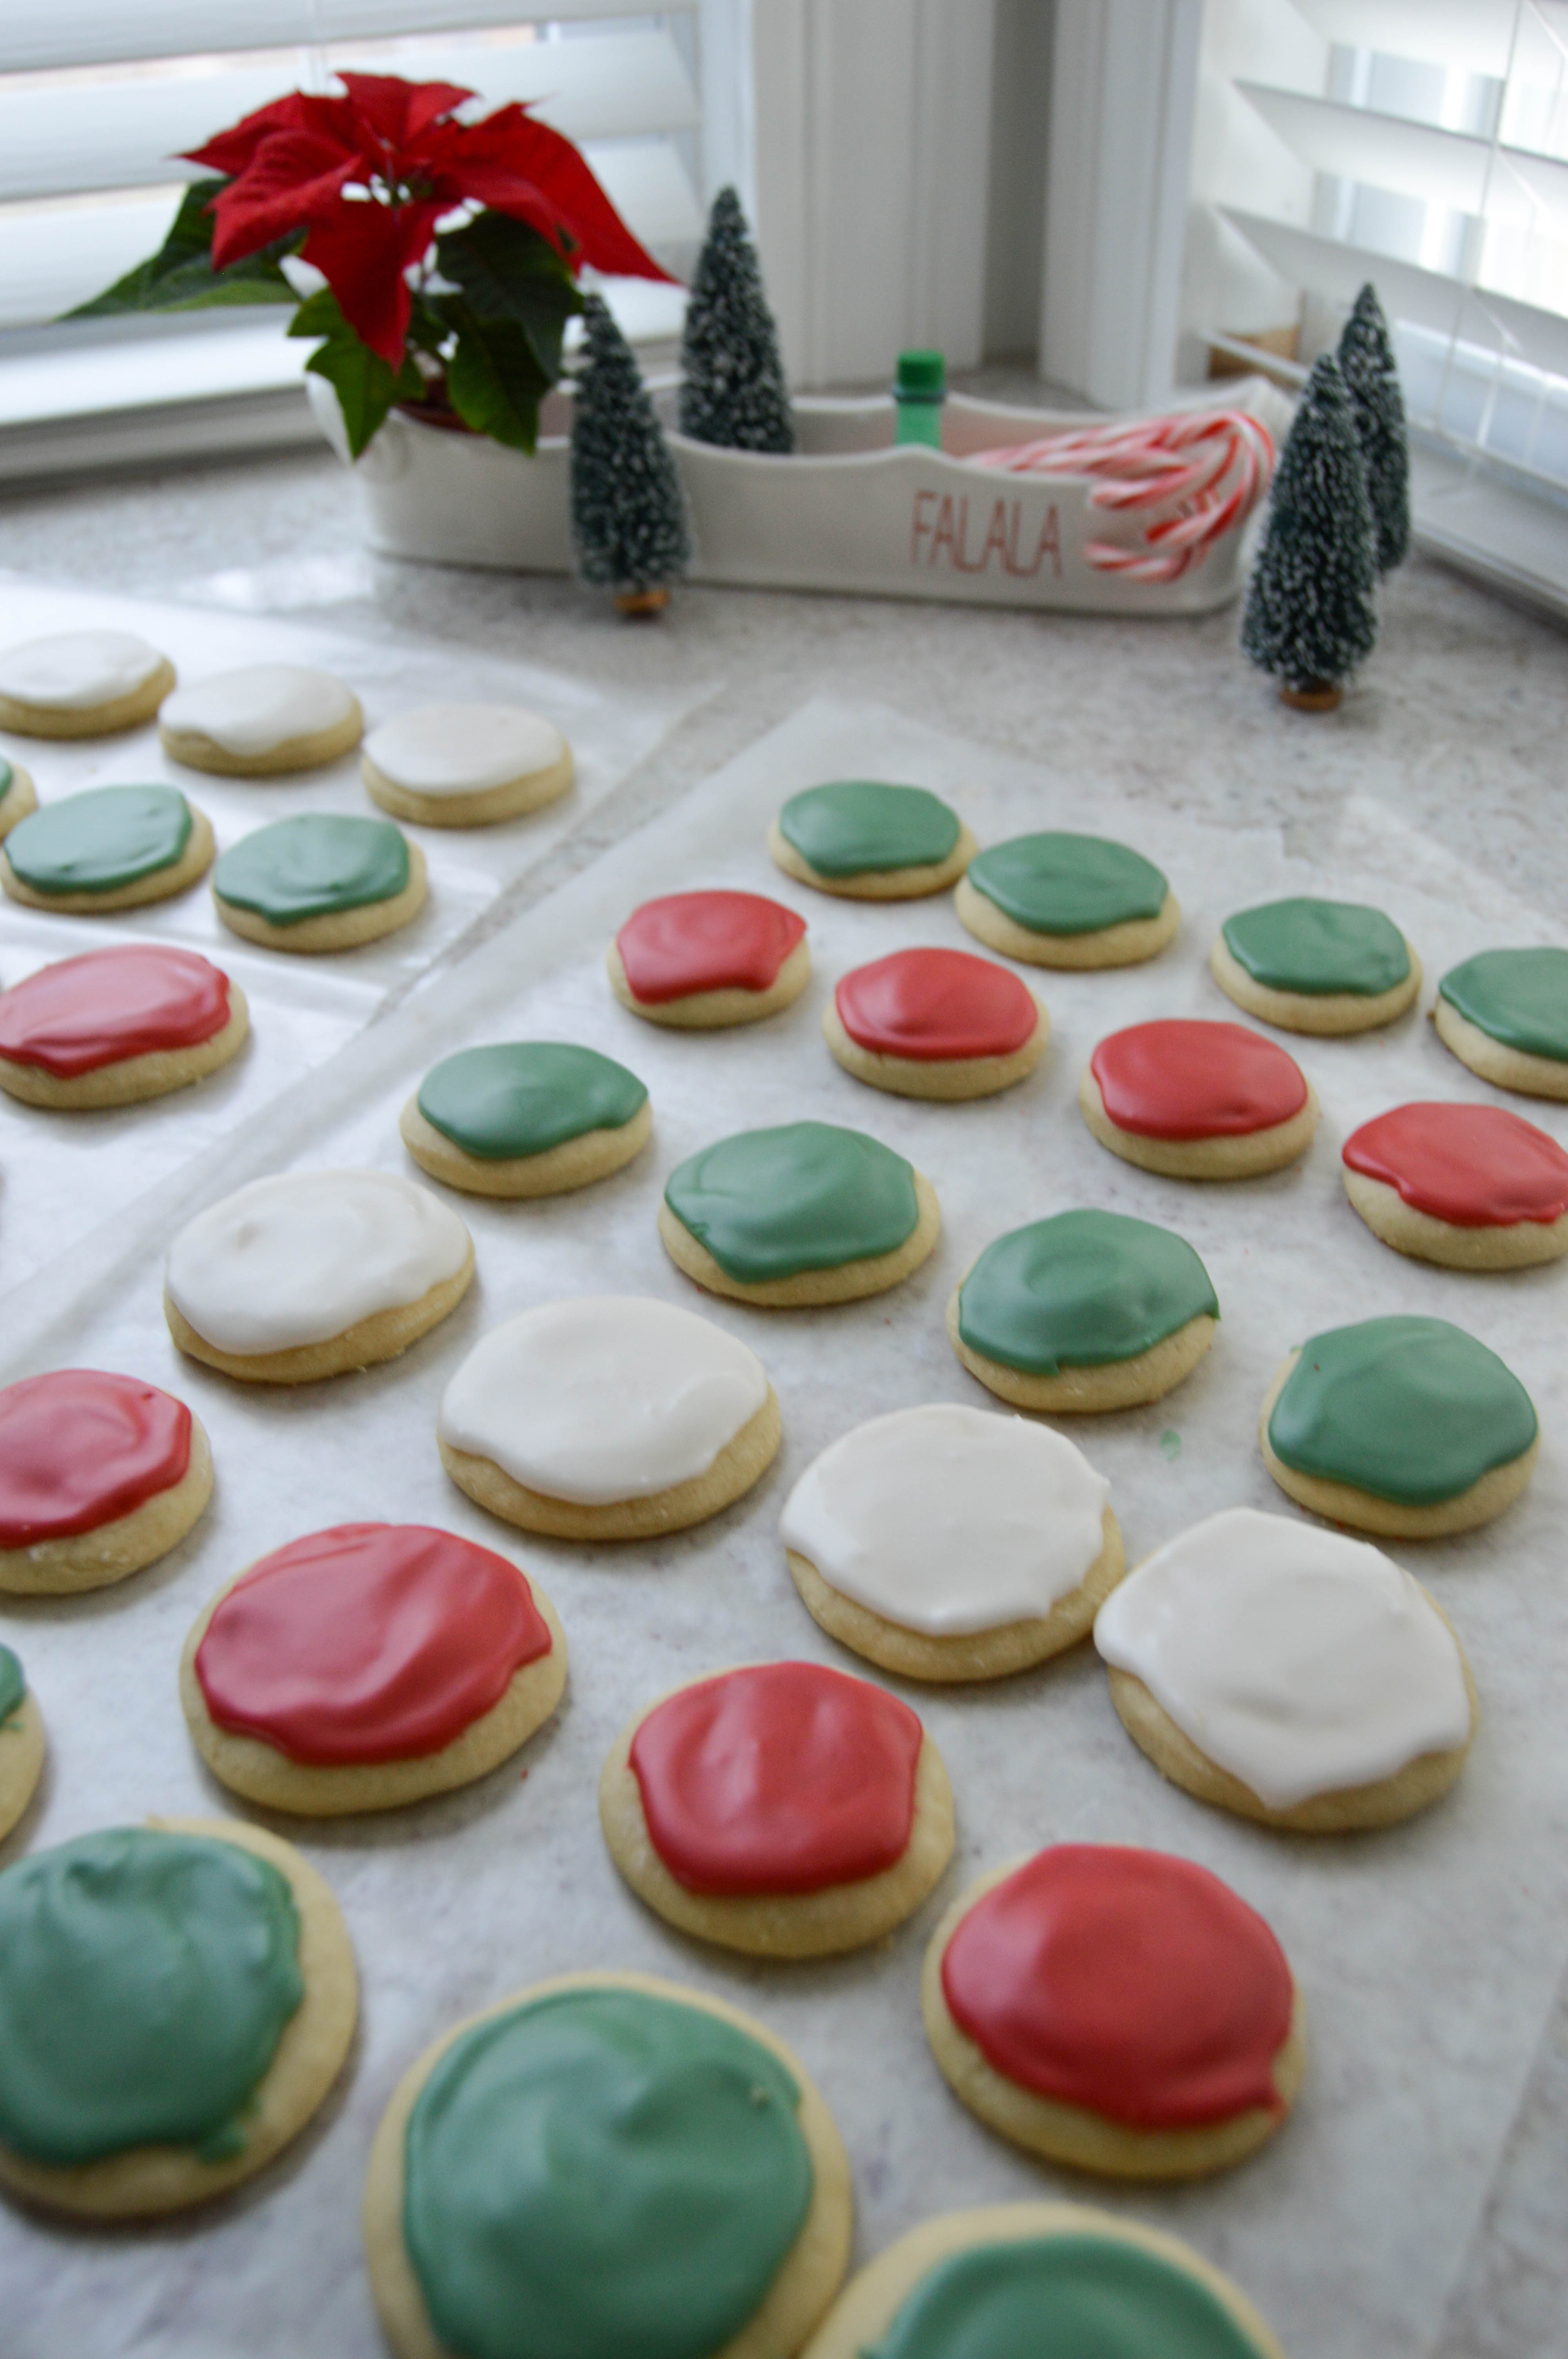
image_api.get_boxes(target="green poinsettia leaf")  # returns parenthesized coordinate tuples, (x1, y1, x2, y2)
(66, 180, 301, 318)
(434, 211, 582, 385)
(443, 303, 551, 453)
(305, 321, 421, 460)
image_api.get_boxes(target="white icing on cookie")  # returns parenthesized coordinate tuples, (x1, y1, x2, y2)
(363, 703, 567, 796)
(166, 1169, 471, 1354)
(0, 631, 165, 711)
(160, 665, 358, 755)
(439, 1296, 768, 1504)
(781, 1402, 1110, 1635)
(1093, 1505, 1470, 1808)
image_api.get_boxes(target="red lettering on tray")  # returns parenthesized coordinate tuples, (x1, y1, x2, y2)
(909, 489, 1062, 579)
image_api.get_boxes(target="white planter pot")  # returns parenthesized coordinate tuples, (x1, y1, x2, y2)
(307, 373, 1289, 616)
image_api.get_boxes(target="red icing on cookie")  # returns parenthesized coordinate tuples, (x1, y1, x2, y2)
(0, 1369, 192, 1547)
(194, 1522, 552, 1766)
(0, 946, 230, 1078)
(1090, 1018, 1307, 1139)
(616, 891, 806, 1004)
(940, 1845, 1294, 2128)
(834, 947, 1038, 1062)
(628, 1660, 922, 1895)
(1343, 1101, 1568, 1229)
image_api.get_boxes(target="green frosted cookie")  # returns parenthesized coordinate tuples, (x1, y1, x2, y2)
(214, 813, 410, 926)
(773, 780, 965, 892)
(4, 785, 195, 899)
(1439, 948, 1568, 1065)
(417, 1042, 647, 1160)
(661, 1120, 938, 1303)
(1222, 898, 1410, 997)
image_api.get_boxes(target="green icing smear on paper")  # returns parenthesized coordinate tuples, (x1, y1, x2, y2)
(214, 812, 409, 925)
(966, 831, 1168, 936)
(1160, 1428, 1183, 1462)
(1439, 947, 1568, 1064)
(864, 2235, 1269, 2359)
(1269, 1313, 1537, 1505)
(777, 780, 960, 877)
(958, 1209, 1218, 1374)
(418, 1042, 647, 1160)
(403, 1986, 813, 2359)
(0, 1645, 24, 1727)
(0, 1827, 303, 2168)
(666, 1120, 919, 1281)
(5, 785, 192, 897)
(1223, 896, 1409, 997)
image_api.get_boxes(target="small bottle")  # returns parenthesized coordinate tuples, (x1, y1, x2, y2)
(893, 349, 946, 449)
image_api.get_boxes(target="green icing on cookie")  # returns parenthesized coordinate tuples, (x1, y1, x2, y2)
(664, 1120, 919, 1282)
(1222, 897, 1410, 996)
(1269, 1313, 1537, 1506)
(865, 2235, 1268, 2359)
(418, 1042, 647, 1161)
(403, 1986, 813, 2359)
(0, 1827, 303, 2168)
(958, 1209, 1218, 1374)
(0, 1645, 24, 1728)
(966, 832, 1169, 936)
(4, 785, 192, 898)
(0, 758, 13, 805)
(213, 812, 409, 925)
(778, 780, 960, 878)
(1439, 947, 1568, 1064)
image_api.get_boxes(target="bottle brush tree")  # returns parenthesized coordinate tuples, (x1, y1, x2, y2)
(1338, 282, 1410, 574)
(679, 186, 795, 453)
(571, 293, 691, 614)
(1241, 352, 1377, 711)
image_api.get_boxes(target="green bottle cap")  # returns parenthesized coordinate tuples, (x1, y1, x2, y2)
(895, 350, 946, 401)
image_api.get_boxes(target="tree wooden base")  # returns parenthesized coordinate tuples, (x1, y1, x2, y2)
(1280, 678, 1343, 712)
(613, 586, 670, 618)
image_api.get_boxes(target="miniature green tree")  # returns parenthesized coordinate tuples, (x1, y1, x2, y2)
(570, 293, 691, 614)
(1338, 282, 1410, 574)
(1241, 352, 1378, 709)
(679, 186, 795, 453)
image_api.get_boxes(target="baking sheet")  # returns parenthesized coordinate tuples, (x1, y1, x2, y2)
(2, 694, 1566, 2359)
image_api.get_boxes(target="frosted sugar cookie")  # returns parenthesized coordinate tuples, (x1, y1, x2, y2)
(1211, 895, 1420, 1034)
(182, 1522, 566, 1815)
(0, 630, 173, 738)
(439, 1295, 779, 1539)
(1260, 1313, 1538, 1537)
(0, 784, 213, 914)
(1435, 947, 1568, 1100)
(0, 1649, 44, 1843)
(661, 1120, 940, 1306)
(924, 1845, 1303, 2178)
(0, 756, 37, 841)
(600, 1660, 954, 1956)
(0, 946, 248, 1109)
(1343, 1100, 1568, 1269)
(825, 948, 1047, 1101)
(165, 1168, 473, 1384)
(782, 1403, 1122, 1681)
(363, 702, 573, 827)
(159, 663, 361, 776)
(0, 1368, 212, 1594)
(212, 812, 426, 952)
(801, 2204, 1283, 2359)
(769, 779, 975, 899)
(956, 831, 1179, 969)
(948, 1209, 1218, 1412)
(366, 1972, 851, 2359)
(1080, 1018, 1317, 1178)
(1094, 1506, 1477, 1830)
(0, 1817, 356, 2217)
(400, 1041, 650, 1198)
(609, 889, 809, 1027)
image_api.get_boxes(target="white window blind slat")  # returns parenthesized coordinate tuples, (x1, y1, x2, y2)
(1290, 1, 1518, 81)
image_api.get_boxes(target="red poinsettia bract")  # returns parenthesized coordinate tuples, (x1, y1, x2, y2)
(185, 72, 672, 365)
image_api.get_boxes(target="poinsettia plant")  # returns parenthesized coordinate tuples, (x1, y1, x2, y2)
(71, 72, 673, 458)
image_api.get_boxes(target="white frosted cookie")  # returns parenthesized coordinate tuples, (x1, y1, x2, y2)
(439, 1295, 780, 1539)
(0, 631, 174, 738)
(165, 1169, 474, 1383)
(0, 1647, 44, 1843)
(782, 1403, 1123, 1681)
(159, 665, 362, 775)
(1094, 1506, 1476, 1831)
(0, 758, 37, 843)
(362, 703, 573, 827)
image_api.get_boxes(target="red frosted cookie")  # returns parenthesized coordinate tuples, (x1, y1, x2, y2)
(0, 945, 248, 1109)
(608, 890, 810, 1028)
(181, 1521, 567, 1814)
(1080, 1018, 1317, 1178)
(600, 1659, 954, 1955)
(1343, 1100, 1568, 1270)
(924, 1843, 1305, 2177)
(825, 947, 1048, 1101)
(0, 1368, 212, 1595)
